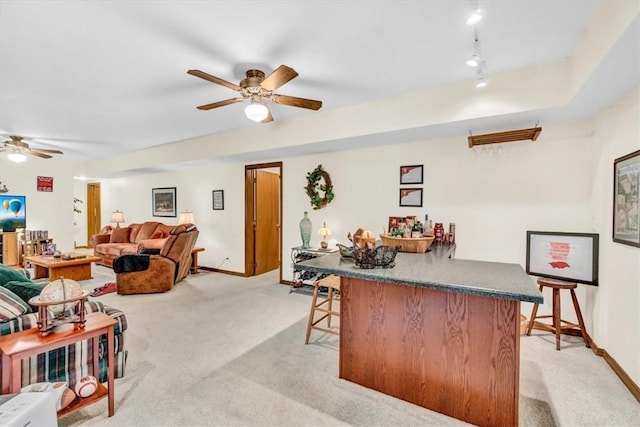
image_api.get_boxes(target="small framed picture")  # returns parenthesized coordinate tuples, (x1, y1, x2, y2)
(388, 216, 405, 232)
(212, 190, 224, 210)
(152, 187, 177, 217)
(400, 165, 423, 185)
(399, 188, 423, 207)
(613, 149, 640, 247)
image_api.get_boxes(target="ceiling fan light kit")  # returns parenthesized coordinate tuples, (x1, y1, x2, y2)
(7, 153, 27, 163)
(188, 64, 322, 123)
(468, 127, 542, 148)
(245, 99, 270, 122)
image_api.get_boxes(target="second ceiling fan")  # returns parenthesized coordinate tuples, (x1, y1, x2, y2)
(1, 136, 64, 162)
(187, 64, 322, 123)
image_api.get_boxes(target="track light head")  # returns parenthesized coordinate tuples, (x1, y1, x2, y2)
(466, 9, 483, 25)
(467, 52, 481, 67)
(475, 70, 487, 88)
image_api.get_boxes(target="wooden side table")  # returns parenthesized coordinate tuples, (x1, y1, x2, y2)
(0, 312, 116, 417)
(190, 247, 205, 274)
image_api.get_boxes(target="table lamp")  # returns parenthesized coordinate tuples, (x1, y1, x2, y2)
(110, 210, 125, 228)
(318, 222, 332, 249)
(178, 210, 195, 225)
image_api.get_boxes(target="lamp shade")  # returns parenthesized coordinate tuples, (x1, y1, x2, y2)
(110, 210, 125, 226)
(178, 210, 195, 225)
(318, 222, 332, 237)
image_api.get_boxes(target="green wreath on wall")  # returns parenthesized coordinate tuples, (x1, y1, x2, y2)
(305, 164, 335, 210)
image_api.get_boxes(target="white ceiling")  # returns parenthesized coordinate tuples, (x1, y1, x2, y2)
(0, 1, 638, 163)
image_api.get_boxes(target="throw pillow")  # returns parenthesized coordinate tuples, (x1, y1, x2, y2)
(110, 227, 131, 243)
(150, 230, 164, 239)
(0, 263, 33, 285)
(3, 280, 46, 306)
(0, 286, 32, 322)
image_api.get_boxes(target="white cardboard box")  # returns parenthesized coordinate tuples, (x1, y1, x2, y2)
(0, 392, 57, 427)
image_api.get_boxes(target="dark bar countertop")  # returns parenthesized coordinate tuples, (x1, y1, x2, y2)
(295, 244, 543, 303)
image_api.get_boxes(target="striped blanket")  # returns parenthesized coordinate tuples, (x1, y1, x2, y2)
(0, 300, 128, 388)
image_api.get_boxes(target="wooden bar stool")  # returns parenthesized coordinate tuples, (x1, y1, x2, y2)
(305, 275, 340, 344)
(526, 277, 591, 350)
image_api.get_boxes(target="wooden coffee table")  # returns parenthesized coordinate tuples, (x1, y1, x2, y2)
(23, 254, 102, 281)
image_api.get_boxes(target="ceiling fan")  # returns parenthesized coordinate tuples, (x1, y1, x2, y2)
(187, 64, 322, 123)
(1, 136, 64, 162)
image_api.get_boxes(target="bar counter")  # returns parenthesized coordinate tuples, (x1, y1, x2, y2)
(295, 244, 543, 426)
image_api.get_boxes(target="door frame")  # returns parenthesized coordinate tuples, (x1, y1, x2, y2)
(244, 161, 283, 282)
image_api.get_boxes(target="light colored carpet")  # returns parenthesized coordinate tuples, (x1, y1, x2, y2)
(54, 265, 638, 426)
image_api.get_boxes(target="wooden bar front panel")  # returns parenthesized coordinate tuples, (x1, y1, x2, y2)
(340, 277, 520, 427)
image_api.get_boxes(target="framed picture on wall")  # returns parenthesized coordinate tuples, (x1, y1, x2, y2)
(400, 165, 423, 184)
(399, 188, 423, 207)
(613, 149, 640, 247)
(212, 190, 224, 210)
(152, 187, 177, 217)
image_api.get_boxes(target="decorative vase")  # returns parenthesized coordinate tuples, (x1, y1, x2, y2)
(299, 211, 312, 249)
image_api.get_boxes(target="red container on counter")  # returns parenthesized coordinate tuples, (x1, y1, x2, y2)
(434, 223, 444, 243)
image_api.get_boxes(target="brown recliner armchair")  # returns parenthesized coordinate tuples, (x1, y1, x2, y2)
(113, 224, 199, 294)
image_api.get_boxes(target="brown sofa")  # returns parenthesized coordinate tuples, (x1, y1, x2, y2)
(113, 224, 199, 294)
(91, 221, 174, 267)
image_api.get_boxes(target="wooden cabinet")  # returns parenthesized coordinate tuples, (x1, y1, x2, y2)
(0, 232, 19, 266)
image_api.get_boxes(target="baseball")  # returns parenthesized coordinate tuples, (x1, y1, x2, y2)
(74, 376, 98, 398)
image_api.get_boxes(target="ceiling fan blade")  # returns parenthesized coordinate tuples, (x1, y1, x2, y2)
(261, 110, 274, 123)
(27, 150, 52, 159)
(188, 70, 241, 91)
(30, 148, 63, 154)
(261, 65, 298, 91)
(196, 97, 244, 111)
(271, 94, 322, 110)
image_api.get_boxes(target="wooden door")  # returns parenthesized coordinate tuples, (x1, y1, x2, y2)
(86, 183, 101, 247)
(255, 170, 280, 274)
(244, 162, 282, 280)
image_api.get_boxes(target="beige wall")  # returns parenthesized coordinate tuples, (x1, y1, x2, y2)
(589, 87, 640, 384)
